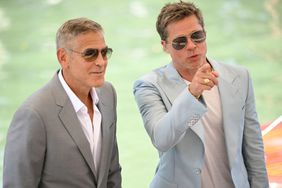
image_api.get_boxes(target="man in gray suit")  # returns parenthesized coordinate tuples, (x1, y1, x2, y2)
(133, 2, 268, 188)
(3, 18, 121, 188)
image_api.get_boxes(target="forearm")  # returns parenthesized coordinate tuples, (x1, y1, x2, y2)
(134, 82, 207, 152)
(153, 90, 206, 151)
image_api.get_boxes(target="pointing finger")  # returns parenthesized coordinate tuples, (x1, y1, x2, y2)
(199, 63, 212, 73)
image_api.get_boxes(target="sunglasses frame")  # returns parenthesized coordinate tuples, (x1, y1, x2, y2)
(171, 30, 206, 50)
(67, 47, 113, 62)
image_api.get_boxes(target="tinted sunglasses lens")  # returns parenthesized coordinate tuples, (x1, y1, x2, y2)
(101, 48, 113, 59)
(172, 36, 187, 50)
(83, 49, 99, 60)
(191, 31, 206, 43)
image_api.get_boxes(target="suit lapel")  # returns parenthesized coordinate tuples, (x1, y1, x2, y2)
(158, 63, 187, 105)
(59, 103, 98, 179)
(51, 73, 98, 183)
(211, 60, 242, 169)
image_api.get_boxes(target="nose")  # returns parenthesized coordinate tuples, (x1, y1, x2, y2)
(94, 53, 106, 66)
(185, 37, 196, 50)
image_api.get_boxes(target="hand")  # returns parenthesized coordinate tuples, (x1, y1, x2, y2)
(188, 63, 219, 98)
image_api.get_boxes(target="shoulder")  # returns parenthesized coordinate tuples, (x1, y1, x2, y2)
(96, 81, 117, 106)
(20, 82, 53, 110)
(133, 64, 171, 88)
(221, 61, 247, 72)
(9, 81, 54, 135)
(15, 74, 62, 116)
(100, 81, 115, 91)
(210, 59, 250, 79)
(97, 81, 116, 96)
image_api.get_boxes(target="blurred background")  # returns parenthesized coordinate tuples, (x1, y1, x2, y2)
(0, 0, 281, 187)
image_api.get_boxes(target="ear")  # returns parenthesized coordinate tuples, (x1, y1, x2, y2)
(57, 48, 68, 69)
(161, 40, 169, 53)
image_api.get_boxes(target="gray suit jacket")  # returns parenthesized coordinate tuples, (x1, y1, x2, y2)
(133, 59, 268, 188)
(3, 72, 121, 188)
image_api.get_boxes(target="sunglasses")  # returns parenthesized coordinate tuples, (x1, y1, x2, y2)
(171, 30, 206, 50)
(68, 47, 113, 62)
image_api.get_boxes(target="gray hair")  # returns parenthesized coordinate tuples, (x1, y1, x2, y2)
(56, 17, 103, 49)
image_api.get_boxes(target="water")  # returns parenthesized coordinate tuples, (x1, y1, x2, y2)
(0, 0, 281, 187)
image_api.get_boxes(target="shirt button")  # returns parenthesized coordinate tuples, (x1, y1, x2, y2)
(194, 168, 201, 175)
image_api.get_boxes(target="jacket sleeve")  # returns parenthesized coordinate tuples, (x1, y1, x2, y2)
(242, 70, 269, 188)
(133, 79, 207, 152)
(107, 84, 122, 188)
(3, 106, 46, 188)
(107, 136, 122, 188)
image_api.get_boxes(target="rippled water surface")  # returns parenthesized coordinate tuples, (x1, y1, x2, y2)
(0, 0, 281, 187)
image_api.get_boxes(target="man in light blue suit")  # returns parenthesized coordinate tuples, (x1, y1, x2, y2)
(133, 2, 268, 188)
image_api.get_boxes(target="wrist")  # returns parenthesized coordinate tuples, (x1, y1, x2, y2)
(188, 85, 201, 99)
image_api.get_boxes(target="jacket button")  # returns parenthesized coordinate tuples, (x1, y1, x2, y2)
(194, 168, 201, 175)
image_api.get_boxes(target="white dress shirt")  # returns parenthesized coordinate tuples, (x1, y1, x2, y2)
(58, 70, 102, 173)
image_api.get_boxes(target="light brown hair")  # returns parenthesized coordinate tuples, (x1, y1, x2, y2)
(156, 1, 204, 40)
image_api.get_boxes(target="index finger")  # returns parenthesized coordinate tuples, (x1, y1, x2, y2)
(199, 63, 212, 73)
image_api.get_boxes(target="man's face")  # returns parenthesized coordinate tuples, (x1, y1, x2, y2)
(59, 31, 109, 91)
(162, 15, 207, 74)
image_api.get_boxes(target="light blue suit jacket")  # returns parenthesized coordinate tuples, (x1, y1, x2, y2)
(133, 59, 268, 188)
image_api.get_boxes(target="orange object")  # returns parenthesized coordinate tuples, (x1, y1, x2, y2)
(261, 116, 282, 187)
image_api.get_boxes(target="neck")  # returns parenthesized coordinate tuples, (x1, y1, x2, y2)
(76, 90, 94, 121)
(62, 70, 94, 121)
(72, 86, 94, 110)
(76, 89, 92, 106)
(62, 70, 92, 105)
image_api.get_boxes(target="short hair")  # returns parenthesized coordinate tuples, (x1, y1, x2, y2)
(156, 1, 204, 41)
(56, 17, 103, 49)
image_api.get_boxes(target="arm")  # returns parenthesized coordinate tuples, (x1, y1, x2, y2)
(242, 71, 269, 188)
(3, 107, 46, 188)
(107, 85, 122, 188)
(133, 79, 207, 152)
(107, 136, 122, 188)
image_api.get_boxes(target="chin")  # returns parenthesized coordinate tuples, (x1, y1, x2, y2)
(92, 79, 105, 88)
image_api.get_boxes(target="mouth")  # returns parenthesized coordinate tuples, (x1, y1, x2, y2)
(90, 71, 104, 75)
(189, 54, 199, 58)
